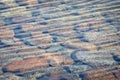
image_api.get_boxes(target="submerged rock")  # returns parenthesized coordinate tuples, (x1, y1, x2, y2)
(2, 53, 73, 72)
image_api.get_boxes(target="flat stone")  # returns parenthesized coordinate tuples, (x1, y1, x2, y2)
(73, 51, 117, 67)
(30, 31, 52, 49)
(3, 53, 73, 72)
(41, 53, 74, 66)
(3, 57, 49, 72)
(63, 39, 97, 51)
(84, 69, 116, 80)
(0, 26, 14, 39)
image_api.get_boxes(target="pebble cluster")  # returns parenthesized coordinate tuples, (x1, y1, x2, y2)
(0, 0, 120, 80)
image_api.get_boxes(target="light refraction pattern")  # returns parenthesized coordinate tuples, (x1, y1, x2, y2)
(0, 0, 120, 80)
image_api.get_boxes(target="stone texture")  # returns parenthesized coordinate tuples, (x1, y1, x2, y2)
(112, 69, 120, 79)
(84, 69, 116, 80)
(3, 53, 73, 72)
(0, 0, 119, 80)
(3, 57, 49, 72)
(30, 31, 52, 49)
(0, 26, 14, 39)
(74, 50, 117, 67)
(44, 53, 74, 66)
(63, 39, 97, 51)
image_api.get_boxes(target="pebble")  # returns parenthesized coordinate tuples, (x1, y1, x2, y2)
(0, 0, 119, 80)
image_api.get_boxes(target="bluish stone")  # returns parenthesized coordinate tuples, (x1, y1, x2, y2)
(71, 13, 79, 16)
(4, 17, 14, 25)
(32, 11, 40, 17)
(13, 25, 33, 46)
(71, 5, 79, 9)
(36, 78, 49, 80)
(60, 1, 66, 4)
(15, 0, 28, 6)
(63, 66, 71, 73)
(37, 0, 43, 4)
(42, 31, 49, 34)
(0, 3, 9, 10)
(0, 40, 10, 48)
(43, 17, 50, 20)
(39, 22, 47, 25)
(111, 53, 120, 64)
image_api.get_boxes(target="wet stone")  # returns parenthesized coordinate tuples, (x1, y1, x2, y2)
(0, 26, 14, 39)
(84, 69, 116, 80)
(2, 53, 73, 72)
(30, 31, 52, 49)
(112, 70, 120, 79)
(2, 57, 49, 72)
(63, 39, 97, 51)
(0, 0, 120, 80)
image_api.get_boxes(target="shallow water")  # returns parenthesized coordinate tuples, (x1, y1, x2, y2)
(0, 0, 120, 80)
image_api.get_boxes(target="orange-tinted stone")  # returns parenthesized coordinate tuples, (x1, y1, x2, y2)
(18, 0, 38, 6)
(3, 57, 49, 72)
(84, 69, 116, 80)
(51, 72, 66, 78)
(3, 53, 73, 72)
(0, 27, 14, 39)
(39, 53, 74, 66)
(64, 39, 97, 51)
